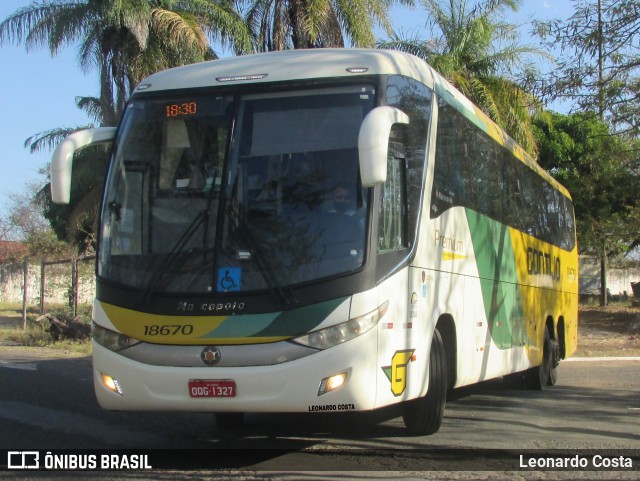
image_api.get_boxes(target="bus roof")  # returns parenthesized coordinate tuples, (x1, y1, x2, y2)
(134, 48, 571, 200)
(134, 48, 436, 93)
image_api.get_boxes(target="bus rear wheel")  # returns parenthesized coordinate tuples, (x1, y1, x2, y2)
(548, 336, 560, 386)
(402, 329, 447, 435)
(525, 327, 555, 390)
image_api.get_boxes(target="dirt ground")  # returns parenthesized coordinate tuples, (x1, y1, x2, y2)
(1, 303, 640, 358)
(575, 304, 640, 357)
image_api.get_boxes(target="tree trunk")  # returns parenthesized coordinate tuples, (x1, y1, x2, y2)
(600, 245, 608, 307)
(22, 257, 28, 330)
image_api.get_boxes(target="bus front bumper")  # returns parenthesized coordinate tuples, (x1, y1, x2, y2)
(92, 331, 379, 413)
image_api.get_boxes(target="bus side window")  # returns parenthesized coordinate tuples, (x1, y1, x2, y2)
(378, 125, 408, 254)
(384, 76, 432, 242)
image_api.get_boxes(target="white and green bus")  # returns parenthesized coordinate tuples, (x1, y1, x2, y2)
(51, 49, 578, 435)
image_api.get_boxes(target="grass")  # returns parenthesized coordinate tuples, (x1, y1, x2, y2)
(0, 301, 92, 356)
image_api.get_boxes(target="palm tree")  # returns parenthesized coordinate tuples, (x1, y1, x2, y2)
(1, 0, 252, 125)
(378, 0, 545, 155)
(243, 0, 407, 51)
(1, 1, 253, 252)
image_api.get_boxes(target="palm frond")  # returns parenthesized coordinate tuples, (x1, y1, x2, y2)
(191, 0, 253, 54)
(23, 125, 95, 154)
(334, 0, 374, 47)
(0, 0, 91, 54)
(152, 8, 209, 54)
(75, 96, 105, 124)
(377, 35, 437, 61)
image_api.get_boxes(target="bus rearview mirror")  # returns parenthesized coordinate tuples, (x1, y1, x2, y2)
(358, 106, 409, 187)
(50, 127, 117, 204)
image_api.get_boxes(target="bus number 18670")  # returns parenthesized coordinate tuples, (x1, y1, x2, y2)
(143, 324, 194, 336)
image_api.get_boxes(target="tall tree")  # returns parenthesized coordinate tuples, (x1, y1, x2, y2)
(535, 0, 640, 137)
(1, 181, 75, 259)
(378, 0, 545, 155)
(0, 0, 252, 125)
(533, 110, 640, 303)
(1, 0, 252, 252)
(243, 0, 404, 51)
(534, 0, 640, 303)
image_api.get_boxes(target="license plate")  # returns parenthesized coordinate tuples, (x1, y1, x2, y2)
(188, 379, 236, 398)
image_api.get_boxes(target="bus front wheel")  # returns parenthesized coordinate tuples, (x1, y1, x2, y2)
(402, 329, 447, 435)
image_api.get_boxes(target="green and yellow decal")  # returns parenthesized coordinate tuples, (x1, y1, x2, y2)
(99, 297, 348, 345)
(382, 349, 416, 396)
(466, 210, 578, 363)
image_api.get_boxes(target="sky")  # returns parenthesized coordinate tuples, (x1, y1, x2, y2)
(0, 0, 571, 220)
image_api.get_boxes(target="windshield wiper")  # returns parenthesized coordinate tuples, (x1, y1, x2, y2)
(201, 171, 218, 251)
(141, 172, 219, 303)
(140, 208, 210, 304)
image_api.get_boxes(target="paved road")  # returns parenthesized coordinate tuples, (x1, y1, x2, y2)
(0, 346, 638, 477)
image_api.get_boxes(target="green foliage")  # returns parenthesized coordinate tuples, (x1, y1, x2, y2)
(38, 145, 110, 253)
(0, 1, 252, 124)
(243, 0, 401, 51)
(533, 111, 640, 257)
(378, 0, 545, 156)
(1, 181, 75, 258)
(0, 1, 253, 251)
(536, 0, 640, 136)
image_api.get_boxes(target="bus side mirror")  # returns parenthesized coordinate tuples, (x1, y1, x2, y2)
(50, 127, 117, 204)
(358, 106, 409, 187)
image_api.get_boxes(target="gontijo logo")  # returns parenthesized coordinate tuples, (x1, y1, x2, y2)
(382, 349, 416, 396)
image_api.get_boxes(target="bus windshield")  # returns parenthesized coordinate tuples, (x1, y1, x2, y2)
(98, 86, 375, 295)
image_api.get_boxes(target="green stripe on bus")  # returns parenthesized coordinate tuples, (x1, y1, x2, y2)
(201, 296, 349, 340)
(255, 296, 349, 337)
(466, 210, 527, 349)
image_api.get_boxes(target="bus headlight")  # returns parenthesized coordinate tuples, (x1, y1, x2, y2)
(101, 373, 124, 395)
(318, 372, 348, 396)
(92, 323, 140, 352)
(292, 301, 388, 350)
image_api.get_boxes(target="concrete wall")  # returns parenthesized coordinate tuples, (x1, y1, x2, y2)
(2, 257, 638, 307)
(0, 260, 95, 307)
(579, 256, 640, 297)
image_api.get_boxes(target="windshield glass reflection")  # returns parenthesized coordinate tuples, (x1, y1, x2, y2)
(98, 86, 374, 295)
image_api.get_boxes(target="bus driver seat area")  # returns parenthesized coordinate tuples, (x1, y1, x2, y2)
(319, 182, 365, 263)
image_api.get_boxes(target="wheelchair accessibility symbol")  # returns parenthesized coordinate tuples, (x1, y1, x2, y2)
(217, 268, 242, 292)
